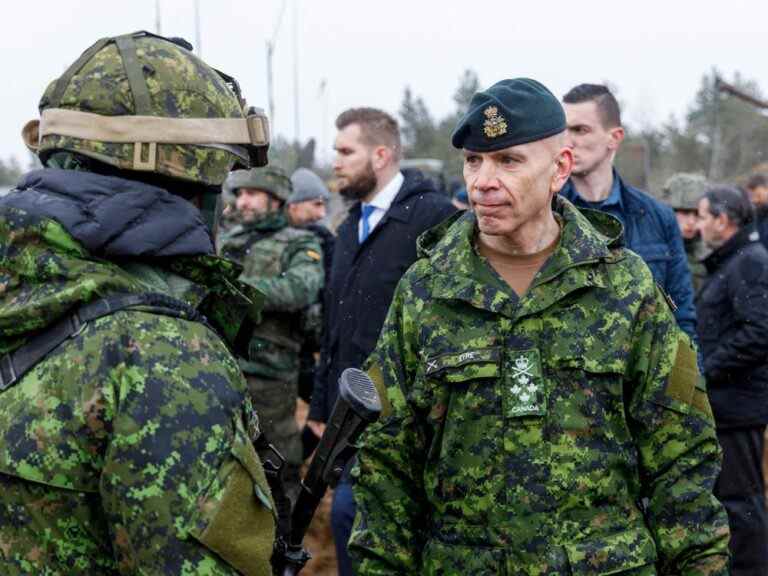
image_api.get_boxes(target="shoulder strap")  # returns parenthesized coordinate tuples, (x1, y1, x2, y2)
(0, 292, 205, 392)
(242, 228, 280, 254)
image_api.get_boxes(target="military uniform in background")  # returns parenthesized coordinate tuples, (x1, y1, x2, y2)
(288, 168, 335, 405)
(351, 201, 730, 575)
(0, 32, 276, 575)
(659, 173, 710, 294)
(219, 168, 324, 497)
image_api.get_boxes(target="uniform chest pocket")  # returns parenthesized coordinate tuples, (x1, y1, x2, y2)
(547, 356, 629, 437)
(424, 347, 501, 419)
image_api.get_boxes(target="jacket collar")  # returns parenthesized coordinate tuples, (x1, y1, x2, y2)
(341, 169, 433, 254)
(703, 226, 760, 273)
(6, 168, 214, 257)
(421, 196, 621, 319)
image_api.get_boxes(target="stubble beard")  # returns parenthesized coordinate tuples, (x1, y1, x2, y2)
(339, 161, 377, 201)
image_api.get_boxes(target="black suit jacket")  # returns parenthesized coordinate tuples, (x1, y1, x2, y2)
(309, 169, 456, 421)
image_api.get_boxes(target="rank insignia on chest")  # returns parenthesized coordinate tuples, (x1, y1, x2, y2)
(483, 105, 508, 139)
(504, 348, 546, 418)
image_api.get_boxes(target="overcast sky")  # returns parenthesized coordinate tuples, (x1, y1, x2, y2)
(2, 0, 765, 167)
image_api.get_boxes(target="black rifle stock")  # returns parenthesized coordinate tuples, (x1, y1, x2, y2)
(272, 368, 382, 576)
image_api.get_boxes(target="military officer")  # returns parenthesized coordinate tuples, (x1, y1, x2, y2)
(0, 32, 275, 574)
(218, 167, 324, 499)
(349, 78, 730, 575)
(659, 173, 710, 294)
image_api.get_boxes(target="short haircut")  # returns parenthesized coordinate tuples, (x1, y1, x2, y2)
(563, 84, 622, 128)
(746, 172, 768, 190)
(705, 185, 754, 228)
(335, 107, 401, 157)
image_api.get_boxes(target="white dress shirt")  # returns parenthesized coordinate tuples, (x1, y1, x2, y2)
(358, 171, 404, 243)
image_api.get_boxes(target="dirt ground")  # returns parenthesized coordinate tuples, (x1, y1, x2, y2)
(295, 399, 338, 576)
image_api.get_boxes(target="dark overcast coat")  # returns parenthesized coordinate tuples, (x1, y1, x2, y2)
(697, 227, 768, 428)
(309, 169, 456, 422)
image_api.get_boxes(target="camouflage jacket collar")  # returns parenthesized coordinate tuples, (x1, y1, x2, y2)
(418, 196, 624, 318)
(239, 210, 288, 234)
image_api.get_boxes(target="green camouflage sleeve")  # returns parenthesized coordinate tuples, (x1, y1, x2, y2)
(627, 286, 730, 575)
(349, 272, 431, 574)
(245, 237, 324, 312)
(98, 313, 276, 575)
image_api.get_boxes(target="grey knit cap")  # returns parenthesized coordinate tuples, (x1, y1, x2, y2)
(288, 168, 330, 204)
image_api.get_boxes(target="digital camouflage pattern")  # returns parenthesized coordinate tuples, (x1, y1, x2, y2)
(659, 173, 709, 211)
(0, 203, 276, 575)
(349, 197, 730, 575)
(219, 210, 324, 492)
(659, 173, 710, 294)
(223, 167, 293, 203)
(37, 32, 247, 185)
(686, 236, 709, 295)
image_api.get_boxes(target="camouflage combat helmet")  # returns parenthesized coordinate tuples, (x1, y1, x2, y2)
(222, 167, 292, 203)
(22, 31, 270, 186)
(660, 173, 709, 211)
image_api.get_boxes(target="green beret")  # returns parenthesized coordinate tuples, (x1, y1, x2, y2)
(222, 167, 292, 202)
(451, 78, 566, 152)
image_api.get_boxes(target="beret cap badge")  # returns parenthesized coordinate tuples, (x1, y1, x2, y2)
(483, 105, 508, 139)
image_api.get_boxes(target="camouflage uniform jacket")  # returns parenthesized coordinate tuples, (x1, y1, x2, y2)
(218, 211, 324, 377)
(349, 197, 729, 575)
(0, 170, 275, 575)
(685, 237, 708, 297)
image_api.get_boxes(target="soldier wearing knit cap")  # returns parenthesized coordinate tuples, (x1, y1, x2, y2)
(349, 78, 729, 575)
(287, 168, 336, 412)
(288, 168, 330, 227)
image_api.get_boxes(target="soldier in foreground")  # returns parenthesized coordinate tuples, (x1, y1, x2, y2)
(0, 32, 276, 574)
(659, 173, 710, 293)
(349, 78, 730, 574)
(218, 167, 324, 499)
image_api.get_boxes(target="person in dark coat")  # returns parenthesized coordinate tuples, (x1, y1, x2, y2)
(307, 107, 456, 575)
(744, 172, 768, 251)
(697, 185, 768, 576)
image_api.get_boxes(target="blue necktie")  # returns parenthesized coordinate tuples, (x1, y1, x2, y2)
(360, 203, 376, 243)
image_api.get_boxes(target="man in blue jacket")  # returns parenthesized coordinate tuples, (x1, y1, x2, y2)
(560, 84, 696, 340)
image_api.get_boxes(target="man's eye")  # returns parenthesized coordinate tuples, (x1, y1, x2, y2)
(465, 156, 481, 166)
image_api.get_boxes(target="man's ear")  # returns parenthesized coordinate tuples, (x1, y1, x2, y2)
(371, 145, 393, 171)
(551, 148, 574, 193)
(608, 126, 625, 151)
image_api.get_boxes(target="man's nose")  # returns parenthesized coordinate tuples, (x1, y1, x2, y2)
(474, 161, 499, 190)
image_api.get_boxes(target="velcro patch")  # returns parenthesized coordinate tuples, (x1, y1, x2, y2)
(666, 337, 703, 412)
(424, 348, 500, 377)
